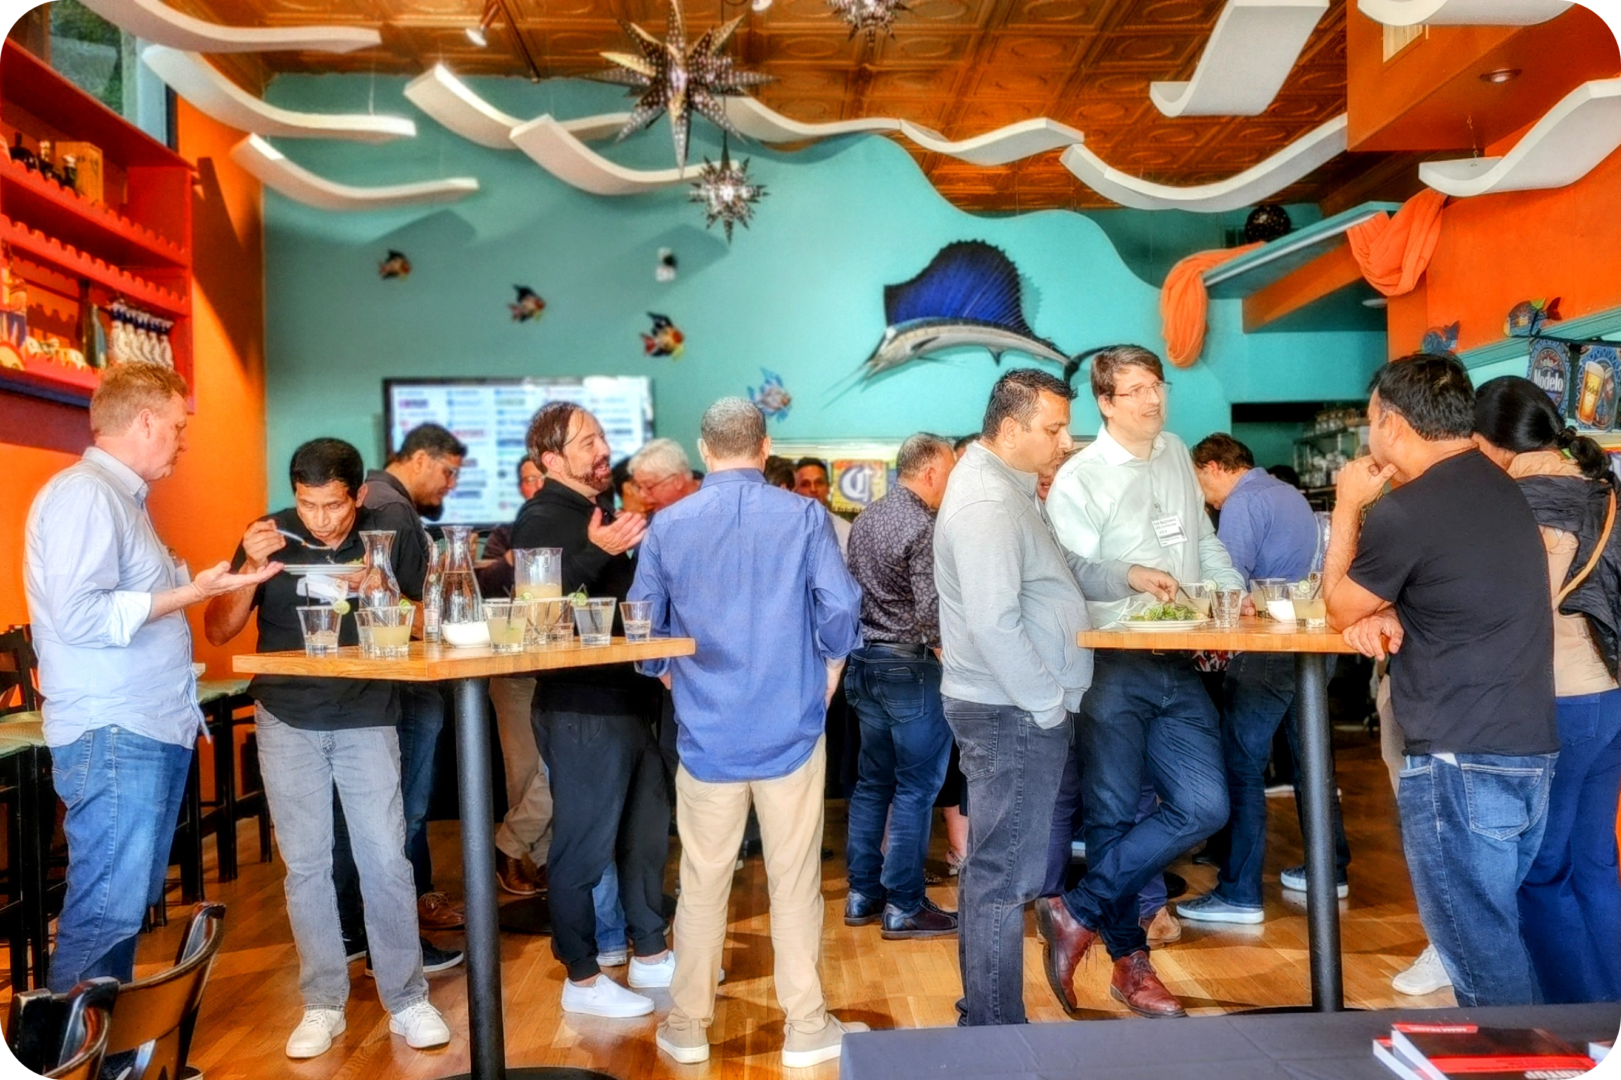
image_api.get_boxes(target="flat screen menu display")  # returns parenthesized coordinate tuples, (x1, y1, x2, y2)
(384, 376, 654, 526)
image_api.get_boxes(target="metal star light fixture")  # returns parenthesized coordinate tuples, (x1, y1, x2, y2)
(691, 139, 765, 242)
(591, 0, 772, 170)
(827, 0, 908, 41)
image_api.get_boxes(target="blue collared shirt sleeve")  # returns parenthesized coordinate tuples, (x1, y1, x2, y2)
(29, 477, 154, 648)
(809, 510, 862, 660)
(630, 526, 673, 678)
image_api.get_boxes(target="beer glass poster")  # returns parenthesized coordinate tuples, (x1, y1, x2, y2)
(1571, 343, 1621, 432)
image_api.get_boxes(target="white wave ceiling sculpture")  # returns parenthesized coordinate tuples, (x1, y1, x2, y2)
(1150, 0, 1329, 117)
(143, 47, 415, 142)
(230, 135, 479, 211)
(1419, 77, 1621, 197)
(1356, 0, 1571, 24)
(404, 65, 629, 149)
(896, 118, 1086, 166)
(1059, 115, 1349, 212)
(78, 0, 379, 52)
(509, 115, 695, 195)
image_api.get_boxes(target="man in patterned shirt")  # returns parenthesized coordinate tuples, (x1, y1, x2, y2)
(843, 433, 960, 939)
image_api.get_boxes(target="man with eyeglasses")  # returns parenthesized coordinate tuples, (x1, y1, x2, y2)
(628, 438, 703, 513)
(1039, 345, 1243, 1019)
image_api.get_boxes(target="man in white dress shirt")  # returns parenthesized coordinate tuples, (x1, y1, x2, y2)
(1036, 344, 1243, 1019)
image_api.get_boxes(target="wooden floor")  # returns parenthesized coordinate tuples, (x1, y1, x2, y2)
(7, 728, 1455, 1078)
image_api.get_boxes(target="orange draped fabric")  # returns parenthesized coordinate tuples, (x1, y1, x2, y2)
(1160, 242, 1262, 369)
(1345, 188, 1448, 297)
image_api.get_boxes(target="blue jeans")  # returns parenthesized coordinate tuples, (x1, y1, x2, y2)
(595, 863, 627, 953)
(943, 697, 1070, 1026)
(1216, 652, 1351, 907)
(1064, 651, 1228, 960)
(845, 648, 952, 915)
(1519, 689, 1621, 1003)
(1044, 753, 1166, 921)
(47, 726, 193, 992)
(1399, 750, 1556, 1006)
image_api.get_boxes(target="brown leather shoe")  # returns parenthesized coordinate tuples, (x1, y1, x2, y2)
(1034, 896, 1097, 1011)
(417, 891, 466, 930)
(1109, 950, 1186, 1018)
(497, 854, 540, 897)
(521, 856, 549, 892)
(1141, 907, 1182, 946)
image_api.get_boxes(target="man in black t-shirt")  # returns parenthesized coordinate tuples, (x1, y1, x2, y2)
(204, 439, 451, 1059)
(1323, 354, 1558, 1008)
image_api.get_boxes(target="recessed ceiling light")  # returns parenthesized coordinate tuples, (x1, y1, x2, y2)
(1362, 297, 1388, 308)
(1480, 67, 1521, 84)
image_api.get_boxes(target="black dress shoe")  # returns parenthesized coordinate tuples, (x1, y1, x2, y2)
(880, 898, 958, 940)
(844, 889, 884, 926)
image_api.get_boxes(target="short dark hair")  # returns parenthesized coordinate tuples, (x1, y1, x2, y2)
(1370, 352, 1475, 441)
(1267, 464, 1302, 488)
(527, 402, 585, 469)
(896, 433, 954, 478)
(794, 456, 829, 479)
(701, 399, 768, 460)
(1090, 344, 1165, 400)
(1191, 433, 1254, 472)
(763, 455, 796, 489)
(515, 454, 534, 482)
(395, 422, 467, 464)
(953, 434, 977, 454)
(611, 456, 633, 493)
(1475, 375, 1614, 485)
(290, 438, 365, 496)
(981, 368, 1075, 440)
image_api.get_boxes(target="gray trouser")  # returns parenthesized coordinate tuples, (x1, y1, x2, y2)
(492, 676, 553, 864)
(255, 705, 427, 1013)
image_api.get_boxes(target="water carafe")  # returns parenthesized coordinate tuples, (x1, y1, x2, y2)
(422, 539, 446, 643)
(440, 525, 486, 647)
(357, 531, 401, 610)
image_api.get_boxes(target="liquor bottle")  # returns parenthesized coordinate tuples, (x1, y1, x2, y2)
(37, 140, 56, 184)
(9, 133, 34, 170)
(61, 155, 78, 192)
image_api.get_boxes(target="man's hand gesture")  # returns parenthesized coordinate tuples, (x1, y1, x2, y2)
(588, 508, 647, 556)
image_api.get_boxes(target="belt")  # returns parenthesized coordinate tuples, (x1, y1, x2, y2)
(861, 642, 931, 659)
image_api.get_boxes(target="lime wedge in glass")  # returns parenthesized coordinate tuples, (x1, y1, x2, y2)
(332, 599, 351, 616)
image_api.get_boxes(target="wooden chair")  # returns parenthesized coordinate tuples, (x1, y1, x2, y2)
(0, 626, 40, 716)
(5, 975, 119, 1078)
(194, 680, 270, 882)
(101, 902, 225, 1080)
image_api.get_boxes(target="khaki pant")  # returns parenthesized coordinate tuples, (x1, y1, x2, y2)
(667, 739, 829, 1038)
(491, 676, 553, 865)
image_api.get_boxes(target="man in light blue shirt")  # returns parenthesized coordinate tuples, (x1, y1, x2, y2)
(24, 364, 277, 992)
(630, 398, 867, 1070)
(1179, 434, 1352, 924)
(1039, 345, 1241, 1019)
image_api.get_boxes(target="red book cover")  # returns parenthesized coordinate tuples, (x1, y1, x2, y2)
(1390, 1024, 1596, 1080)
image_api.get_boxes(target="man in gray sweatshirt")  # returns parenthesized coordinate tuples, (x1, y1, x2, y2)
(934, 368, 1175, 1026)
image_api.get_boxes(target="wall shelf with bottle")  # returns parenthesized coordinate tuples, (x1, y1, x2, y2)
(0, 41, 192, 406)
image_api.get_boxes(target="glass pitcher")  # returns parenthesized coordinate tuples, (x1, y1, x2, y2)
(1311, 510, 1332, 575)
(514, 548, 564, 648)
(422, 539, 446, 643)
(357, 530, 401, 611)
(440, 525, 484, 631)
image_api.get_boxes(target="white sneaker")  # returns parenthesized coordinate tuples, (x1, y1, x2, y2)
(782, 1016, 870, 1069)
(390, 1000, 451, 1050)
(1392, 944, 1453, 995)
(561, 975, 654, 1017)
(285, 1008, 345, 1059)
(629, 952, 677, 988)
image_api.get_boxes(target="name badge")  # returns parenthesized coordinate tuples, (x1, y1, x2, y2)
(1152, 514, 1187, 547)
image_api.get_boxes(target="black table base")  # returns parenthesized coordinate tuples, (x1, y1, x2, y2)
(1293, 653, 1342, 1011)
(440, 1071, 616, 1080)
(499, 896, 551, 936)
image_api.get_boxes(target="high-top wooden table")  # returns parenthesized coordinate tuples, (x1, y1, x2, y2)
(236, 637, 696, 1080)
(1076, 617, 1358, 1012)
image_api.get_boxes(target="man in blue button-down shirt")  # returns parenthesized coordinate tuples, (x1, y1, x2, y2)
(630, 398, 866, 1071)
(24, 364, 277, 992)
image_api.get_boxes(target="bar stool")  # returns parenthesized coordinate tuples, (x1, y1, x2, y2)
(0, 715, 52, 990)
(195, 680, 269, 883)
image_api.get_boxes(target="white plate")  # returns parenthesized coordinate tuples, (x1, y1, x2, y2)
(281, 563, 362, 576)
(1115, 618, 1210, 632)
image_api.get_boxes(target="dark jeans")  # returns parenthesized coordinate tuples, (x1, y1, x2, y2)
(1519, 688, 1621, 1003)
(334, 683, 444, 939)
(540, 707, 670, 982)
(1400, 750, 1556, 1007)
(1216, 652, 1351, 907)
(1064, 651, 1228, 960)
(1043, 749, 1165, 920)
(845, 647, 952, 915)
(943, 696, 1070, 1026)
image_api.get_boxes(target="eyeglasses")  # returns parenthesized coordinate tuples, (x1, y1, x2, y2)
(1112, 381, 1169, 402)
(637, 472, 684, 493)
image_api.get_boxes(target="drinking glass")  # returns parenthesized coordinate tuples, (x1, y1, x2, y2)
(1260, 580, 1296, 622)
(620, 600, 653, 643)
(1290, 579, 1327, 628)
(296, 605, 340, 656)
(360, 604, 413, 659)
(1212, 589, 1243, 628)
(1252, 577, 1287, 619)
(1181, 582, 1212, 619)
(547, 610, 576, 649)
(484, 598, 528, 654)
(573, 598, 615, 647)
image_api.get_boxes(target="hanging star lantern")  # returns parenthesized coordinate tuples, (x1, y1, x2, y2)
(690, 140, 765, 242)
(591, 0, 772, 171)
(827, 0, 908, 41)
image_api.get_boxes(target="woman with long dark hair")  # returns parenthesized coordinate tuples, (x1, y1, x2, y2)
(1474, 374, 1621, 1003)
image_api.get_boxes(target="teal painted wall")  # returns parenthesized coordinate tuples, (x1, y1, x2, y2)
(259, 74, 1387, 506)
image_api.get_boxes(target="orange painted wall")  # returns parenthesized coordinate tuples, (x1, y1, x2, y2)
(0, 100, 266, 675)
(1386, 145, 1621, 359)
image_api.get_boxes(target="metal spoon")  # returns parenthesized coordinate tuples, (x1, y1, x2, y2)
(274, 527, 341, 552)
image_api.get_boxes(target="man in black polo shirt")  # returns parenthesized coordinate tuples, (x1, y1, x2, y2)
(204, 438, 450, 1059)
(1324, 353, 1558, 1007)
(513, 401, 669, 1018)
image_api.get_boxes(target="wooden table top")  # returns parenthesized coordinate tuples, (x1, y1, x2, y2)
(1077, 617, 1358, 654)
(233, 637, 696, 682)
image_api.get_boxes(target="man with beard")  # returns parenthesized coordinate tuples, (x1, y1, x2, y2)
(512, 402, 670, 1017)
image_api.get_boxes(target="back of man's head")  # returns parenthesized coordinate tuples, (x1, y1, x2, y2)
(700, 398, 767, 461)
(395, 422, 468, 464)
(1191, 433, 1254, 473)
(981, 368, 1075, 440)
(1370, 353, 1475, 441)
(896, 433, 954, 478)
(291, 438, 365, 496)
(90, 362, 189, 437)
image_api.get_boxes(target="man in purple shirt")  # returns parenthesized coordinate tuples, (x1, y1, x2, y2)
(1178, 434, 1351, 925)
